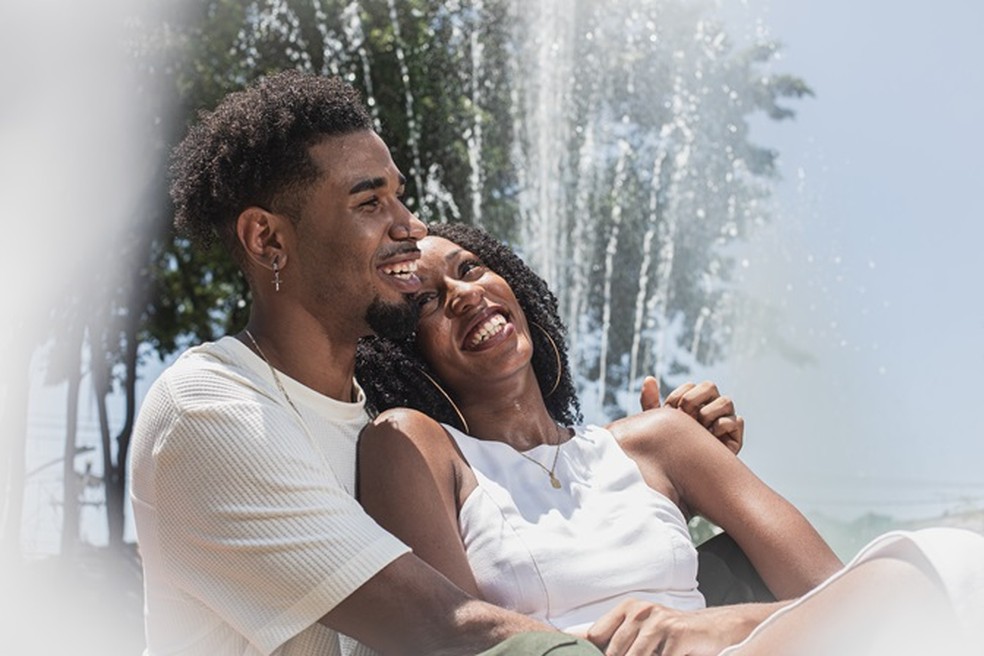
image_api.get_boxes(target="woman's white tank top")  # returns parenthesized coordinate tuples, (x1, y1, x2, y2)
(444, 423, 705, 632)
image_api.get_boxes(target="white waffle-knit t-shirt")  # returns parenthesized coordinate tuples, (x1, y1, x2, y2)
(129, 337, 409, 656)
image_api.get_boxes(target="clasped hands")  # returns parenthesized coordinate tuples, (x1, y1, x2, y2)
(577, 599, 765, 656)
(639, 377, 744, 455)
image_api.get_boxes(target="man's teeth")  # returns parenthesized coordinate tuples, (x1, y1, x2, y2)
(468, 314, 507, 348)
(382, 260, 418, 279)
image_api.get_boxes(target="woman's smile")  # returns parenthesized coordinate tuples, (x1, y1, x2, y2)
(461, 309, 515, 351)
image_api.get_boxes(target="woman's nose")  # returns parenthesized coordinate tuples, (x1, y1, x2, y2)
(448, 281, 482, 316)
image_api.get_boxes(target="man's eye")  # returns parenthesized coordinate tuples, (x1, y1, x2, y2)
(359, 197, 380, 209)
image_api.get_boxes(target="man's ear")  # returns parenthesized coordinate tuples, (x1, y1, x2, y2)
(237, 206, 289, 274)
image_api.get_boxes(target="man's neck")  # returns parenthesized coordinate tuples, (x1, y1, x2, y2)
(242, 309, 360, 403)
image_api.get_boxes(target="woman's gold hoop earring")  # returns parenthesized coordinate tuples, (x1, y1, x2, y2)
(531, 322, 562, 397)
(418, 369, 470, 434)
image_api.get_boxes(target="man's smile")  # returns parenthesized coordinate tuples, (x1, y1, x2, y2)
(378, 249, 422, 292)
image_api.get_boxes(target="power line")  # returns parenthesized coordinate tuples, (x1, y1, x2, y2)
(25, 445, 97, 478)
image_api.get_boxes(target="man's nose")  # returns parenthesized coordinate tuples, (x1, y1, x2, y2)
(390, 203, 428, 241)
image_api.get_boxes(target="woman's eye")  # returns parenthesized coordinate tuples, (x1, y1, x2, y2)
(414, 292, 436, 308)
(460, 260, 484, 279)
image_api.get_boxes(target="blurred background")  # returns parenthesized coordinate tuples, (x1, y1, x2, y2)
(2, 0, 982, 653)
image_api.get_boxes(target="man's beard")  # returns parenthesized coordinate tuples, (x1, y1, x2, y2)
(365, 295, 419, 340)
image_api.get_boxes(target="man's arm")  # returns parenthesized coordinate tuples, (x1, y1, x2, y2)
(321, 553, 551, 656)
(147, 380, 547, 656)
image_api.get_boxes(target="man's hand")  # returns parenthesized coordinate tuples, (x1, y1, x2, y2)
(638, 377, 744, 455)
(582, 599, 772, 656)
(638, 376, 663, 412)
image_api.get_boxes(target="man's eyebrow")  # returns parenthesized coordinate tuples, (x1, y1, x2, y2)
(348, 174, 407, 195)
(348, 177, 386, 195)
(445, 248, 463, 263)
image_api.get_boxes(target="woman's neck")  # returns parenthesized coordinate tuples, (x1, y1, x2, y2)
(456, 371, 565, 450)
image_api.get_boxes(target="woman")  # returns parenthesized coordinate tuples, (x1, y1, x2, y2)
(356, 224, 983, 655)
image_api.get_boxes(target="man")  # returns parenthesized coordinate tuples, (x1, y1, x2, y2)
(130, 70, 743, 656)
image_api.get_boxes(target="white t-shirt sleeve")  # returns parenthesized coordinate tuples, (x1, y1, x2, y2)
(150, 376, 409, 654)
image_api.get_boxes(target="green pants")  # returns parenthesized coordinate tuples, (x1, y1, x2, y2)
(476, 631, 603, 655)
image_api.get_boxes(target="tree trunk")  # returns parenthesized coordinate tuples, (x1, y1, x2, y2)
(93, 312, 139, 551)
(93, 356, 123, 549)
(60, 327, 85, 557)
(113, 317, 139, 545)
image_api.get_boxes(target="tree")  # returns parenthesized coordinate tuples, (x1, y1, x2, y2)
(15, 0, 809, 555)
(132, 0, 810, 422)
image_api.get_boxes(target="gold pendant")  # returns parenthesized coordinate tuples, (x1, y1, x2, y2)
(549, 473, 561, 489)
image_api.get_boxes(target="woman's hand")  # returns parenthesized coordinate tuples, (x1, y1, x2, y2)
(639, 377, 744, 455)
(582, 599, 779, 656)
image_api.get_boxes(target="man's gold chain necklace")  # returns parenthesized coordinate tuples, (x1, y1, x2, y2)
(244, 329, 301, 417)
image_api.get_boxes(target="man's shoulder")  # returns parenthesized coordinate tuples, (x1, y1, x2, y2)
(152, 337, 264, 406)
(135, 337, 277, 442)
(168, 336, 248, 374)
(134, 338, 292, 459)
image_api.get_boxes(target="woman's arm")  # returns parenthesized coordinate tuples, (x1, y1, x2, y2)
(611, 408, 841, 600)
(583, 409, 840, 654)
(358, 408, 483, 597)
(640, 377, 746, 454)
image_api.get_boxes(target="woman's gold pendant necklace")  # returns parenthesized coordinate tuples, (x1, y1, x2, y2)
(518, 428, 566, 489)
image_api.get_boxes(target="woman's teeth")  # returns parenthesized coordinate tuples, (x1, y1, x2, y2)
(468, 314, 507, 348)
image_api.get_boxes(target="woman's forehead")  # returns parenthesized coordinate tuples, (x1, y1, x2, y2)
(419, 236, 468, 268)
(419, 235, 458, 254)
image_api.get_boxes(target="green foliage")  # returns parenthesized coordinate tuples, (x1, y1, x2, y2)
(144, 237, 250, 356)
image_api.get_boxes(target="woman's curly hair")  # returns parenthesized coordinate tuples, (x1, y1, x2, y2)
(169, 70, 373, 259)
(356, 223, 582, 429)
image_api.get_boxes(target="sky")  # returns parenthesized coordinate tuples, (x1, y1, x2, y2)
(4, 0, 984, 559)
(701, 0, 984, 520)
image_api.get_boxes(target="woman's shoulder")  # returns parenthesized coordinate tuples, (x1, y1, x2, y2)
(607, 406, 702, 454)
(603, 409, 695, 507)
(371, 406, 443, 429)
(361, 408, 458, 458)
